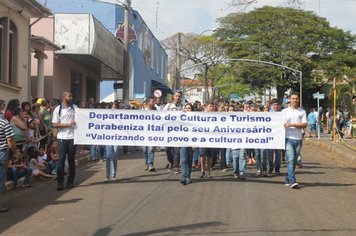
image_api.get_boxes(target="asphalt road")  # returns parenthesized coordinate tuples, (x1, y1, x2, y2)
(1, 142, 356, 236)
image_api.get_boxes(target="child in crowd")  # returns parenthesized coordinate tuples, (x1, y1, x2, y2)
(46, 141, 59, 175)
(7, 148, 33, 188)
(28, 148, 57, 180)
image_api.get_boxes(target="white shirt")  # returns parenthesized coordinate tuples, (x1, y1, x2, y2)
(282, 107, 307, 140)
(52, 104, 77, 139)
(163, 102, 182, 111)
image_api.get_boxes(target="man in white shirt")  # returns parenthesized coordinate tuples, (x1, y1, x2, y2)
(52, 91, 77, 191)
(282, 92, 308, 189)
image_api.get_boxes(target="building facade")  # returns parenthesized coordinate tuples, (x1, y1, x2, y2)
(0, 0, 52, 103)
(114, 5, 171, 102)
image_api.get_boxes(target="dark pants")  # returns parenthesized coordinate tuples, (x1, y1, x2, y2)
(57, 139, 76, 186)
(219, 148, 227, 169)
(165, 147, 180, 168)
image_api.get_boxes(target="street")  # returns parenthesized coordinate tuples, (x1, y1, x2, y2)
(1, 142, 356, 236)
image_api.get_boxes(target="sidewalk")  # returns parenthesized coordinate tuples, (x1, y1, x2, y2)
(306, 132, 356, 163)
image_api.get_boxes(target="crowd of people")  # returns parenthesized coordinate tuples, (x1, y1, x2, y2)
(0, 90, 355, 213)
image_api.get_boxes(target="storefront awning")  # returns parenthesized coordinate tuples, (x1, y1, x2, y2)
(54, 14, 124, 80)
(152, 80, 173, 95)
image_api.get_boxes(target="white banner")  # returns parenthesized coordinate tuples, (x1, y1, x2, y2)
(74, 109, 285, 149)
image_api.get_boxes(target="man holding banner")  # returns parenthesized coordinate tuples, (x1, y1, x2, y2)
(52, 91, 77, 191)
(163, 90, 183, 173)
(282, 92, 308, 189)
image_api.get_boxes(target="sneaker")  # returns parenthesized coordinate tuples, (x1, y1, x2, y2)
(239, 174, 246, 180)
(180, 179, 187, 185)
(148, 165, 156, 172)
(262, 171, 268, 177)
(268, 169, 273, 174)
(173, 168, 180, 174)
(234, 173, 239, 178)
(207, 174, 213, 179)
(290, 182, 299, 189)
(221, 168, 228, 172)
(0, 206, 9, 213)
(255, 170, 261, 176)
(200, 171, 206, 178)
(104, 177, 110, 182)
(57, 184, 64, 191)
(112, 176, 117, 181)
(285, 177, 290, 187)
(186, 178, 192, 184)
(66, 183, 74, 189)
(145, 165, 149, 171)
(21, 183, 31, 188)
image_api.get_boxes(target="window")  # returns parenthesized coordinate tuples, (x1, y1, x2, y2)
(197, 88, 202, 92)
(9, 20, 17, 84)
(0, 18, 4, 82)
(0, 17, 18, 85)
(151, 41, 154, 70)
(156, 49, 159, 74)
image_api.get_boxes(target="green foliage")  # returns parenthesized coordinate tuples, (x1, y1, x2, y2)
(215, 6, 356, 105)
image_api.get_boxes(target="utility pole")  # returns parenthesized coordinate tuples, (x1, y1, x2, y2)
(122, 0, 131, 105)
(175, 32, 182, 91)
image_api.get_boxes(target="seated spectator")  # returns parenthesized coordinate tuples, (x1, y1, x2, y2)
(37, 146, 51, 173)
(7, 148, 33, 188)
(46, 141, 59, 175)
(28, 148, 56, 180)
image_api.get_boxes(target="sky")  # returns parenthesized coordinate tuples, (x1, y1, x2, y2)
(39, 0, 356, 99)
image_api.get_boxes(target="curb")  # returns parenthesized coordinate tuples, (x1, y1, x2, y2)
(308, 139, 356, 163)
(5, 152, 90, 191)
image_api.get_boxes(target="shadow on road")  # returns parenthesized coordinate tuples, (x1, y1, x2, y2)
(0, 163, 98, 233)
(119, 221, 224, 236)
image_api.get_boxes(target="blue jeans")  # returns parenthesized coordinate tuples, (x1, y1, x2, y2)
(285, 138, 303, 183)
(0, 149, 9, 194)
(232, 149, 246, 175)
(90, 145, 98, 160)
(105, 145, 118, 177)
(143, 146, 154, 166)
(10, 167, 33, 186)
(49, 160, 59, 174)
(225, 148, 233, 165)
(254, 149, 267, 172)
(193, 148, 200, 164)
(180, 147, 192, 181)
(267, 149, 281, 172)
(57, 139, 76, 186)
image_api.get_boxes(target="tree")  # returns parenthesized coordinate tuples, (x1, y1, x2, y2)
(229, 0, 304, 10)
(162, 33, 226, 102)
(215, 6, 356, 105)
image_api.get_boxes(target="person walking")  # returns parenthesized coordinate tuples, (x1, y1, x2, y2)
(0, 110, 16, 212)
(179, 103, 194, 185)
(52, 91, 77, 191)
(104, 102, 119, 181)
(282, 92, 308, 189)
(163, 90, 183, 173)
(143, 96, 156, 172)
